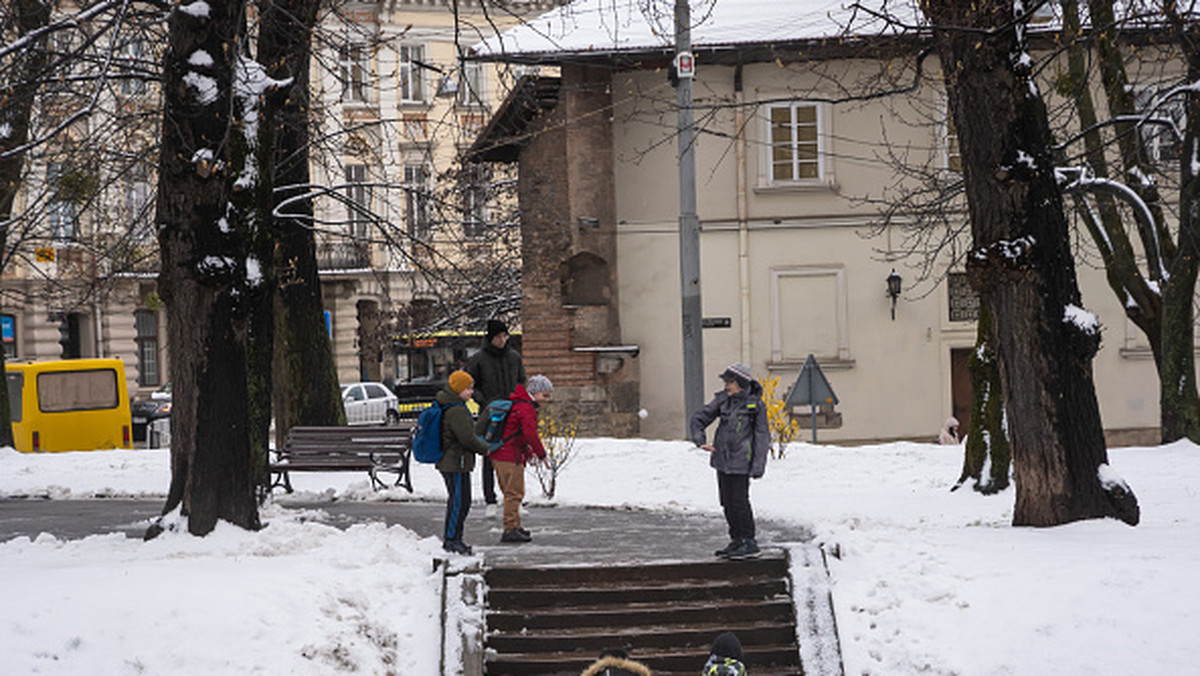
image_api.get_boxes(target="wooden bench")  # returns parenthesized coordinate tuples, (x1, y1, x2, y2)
(269, 424, 416, 494)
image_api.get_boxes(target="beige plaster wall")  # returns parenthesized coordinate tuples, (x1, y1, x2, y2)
(613, 59, 1164, 442)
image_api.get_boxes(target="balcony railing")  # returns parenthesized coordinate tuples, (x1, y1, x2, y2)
(317, 242, 371, 270)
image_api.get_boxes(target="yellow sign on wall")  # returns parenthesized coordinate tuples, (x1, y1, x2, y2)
(35, 248, 55, 262)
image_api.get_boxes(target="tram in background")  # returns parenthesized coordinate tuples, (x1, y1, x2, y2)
(389, 330, 521, 417)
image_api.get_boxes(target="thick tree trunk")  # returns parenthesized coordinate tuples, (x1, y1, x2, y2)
(0, 0, 52, 447)
(230, 61, 280, 496)
(262, 0, 345, 448)
(956, 305, 1011, 494)
(924, 0, 1138, 526)
(1161, 18, 1200, 443)
(151, 0, 259, 536)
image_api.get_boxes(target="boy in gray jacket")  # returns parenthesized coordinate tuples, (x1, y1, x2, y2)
(689, 363, 770, 560)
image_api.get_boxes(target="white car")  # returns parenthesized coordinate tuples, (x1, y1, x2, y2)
(341, 382, 401, 426)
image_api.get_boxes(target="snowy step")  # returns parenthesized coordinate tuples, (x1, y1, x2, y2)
(488, 576, 790, 608)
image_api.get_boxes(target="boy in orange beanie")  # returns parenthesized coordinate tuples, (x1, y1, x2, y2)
(436, 370, 490, 554)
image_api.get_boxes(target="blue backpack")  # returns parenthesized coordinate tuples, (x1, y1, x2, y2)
(476, 398, 516, 452)
(413, 402, 455, 464)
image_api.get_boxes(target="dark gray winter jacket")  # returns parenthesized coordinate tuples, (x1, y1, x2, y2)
(689, 381, 770, 478)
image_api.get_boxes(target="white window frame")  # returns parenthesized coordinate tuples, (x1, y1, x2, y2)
(120, 38, 147, 97)
(404, 163, 432, 241)
(761, 101, 826, 187)
(344, 164, 371, 241)
(457, 60, 487, 108)
(769, 265, 849, 363)
(398, 45, 427, 104)
(462, 166, 489, 238)
(124, 164, 152, 238)
(339, 42, 372, 104)
(943, 100, 962, 173)
(1134, 87, 1185, 167)
(47, 162, 77, 242)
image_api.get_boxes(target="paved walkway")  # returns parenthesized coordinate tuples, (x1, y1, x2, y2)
(0, 498, 812, 565)
(289, 500, 811, 565)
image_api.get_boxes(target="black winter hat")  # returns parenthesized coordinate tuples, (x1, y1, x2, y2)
(486, 319, 509, 341)
(710, 631, 743, 661)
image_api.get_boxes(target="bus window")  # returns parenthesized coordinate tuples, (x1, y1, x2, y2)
(38, 369, 119, 412)
(7, 372, 23, 423)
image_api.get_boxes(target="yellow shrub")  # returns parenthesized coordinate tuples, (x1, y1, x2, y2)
(761, 375, 801, 459)
(533, 409, 579, 499)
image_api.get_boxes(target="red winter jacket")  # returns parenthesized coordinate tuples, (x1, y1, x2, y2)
(489, 384, 547, 465)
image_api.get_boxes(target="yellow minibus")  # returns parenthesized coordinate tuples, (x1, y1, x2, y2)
(6, 358, 133, 453)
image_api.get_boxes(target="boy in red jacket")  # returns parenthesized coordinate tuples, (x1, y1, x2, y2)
(491, 375, 552, 543)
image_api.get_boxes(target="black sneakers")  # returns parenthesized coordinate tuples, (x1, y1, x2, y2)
(500, 529, 532, 543)
(443, 539, 473, 555)
(714, 540, 739, 558)
(724, 538, 761, 560)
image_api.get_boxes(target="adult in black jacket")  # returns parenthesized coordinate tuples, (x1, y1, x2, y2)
(464, 319, 526, 505)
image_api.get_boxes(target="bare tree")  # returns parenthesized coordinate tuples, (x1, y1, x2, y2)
(1055, 0, 1200, 443)
(256, 0, 346, 480)
(922, 0, 1138, 526)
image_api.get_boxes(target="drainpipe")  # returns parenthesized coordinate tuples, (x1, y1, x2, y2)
(93, 298, 104, 358)
(735, 64, 751, 365)
(92, 252, 104, 358)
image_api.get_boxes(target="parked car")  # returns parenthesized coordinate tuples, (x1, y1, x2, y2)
(342, 382, 400, 426)
(130, 383, 172, 443)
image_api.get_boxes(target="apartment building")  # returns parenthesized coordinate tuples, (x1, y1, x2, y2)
(3, 0, 551, 399)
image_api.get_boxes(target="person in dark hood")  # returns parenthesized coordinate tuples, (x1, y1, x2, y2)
(465, 319, 526, 508)
(702, 631, 748, 675)
(689, 363, 770, 560)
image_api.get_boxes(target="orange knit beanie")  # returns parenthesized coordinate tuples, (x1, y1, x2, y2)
(448, 370, 474, 394)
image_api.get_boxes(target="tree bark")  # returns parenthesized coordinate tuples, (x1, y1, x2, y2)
(924, 0, 1138, 526)
(0, 0, 52, 448)
(1160, 10, 1200, 443)
(956, 304, 1011, 494)
(151, 0, 259, 536)
(262, 0, 345, 450)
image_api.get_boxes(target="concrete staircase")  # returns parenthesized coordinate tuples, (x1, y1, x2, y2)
(483, 551, 803, 675)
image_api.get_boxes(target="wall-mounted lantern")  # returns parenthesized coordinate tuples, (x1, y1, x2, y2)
(886, 269, 902, 320)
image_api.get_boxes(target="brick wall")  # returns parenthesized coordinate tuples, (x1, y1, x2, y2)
(511, 65, 641, 436)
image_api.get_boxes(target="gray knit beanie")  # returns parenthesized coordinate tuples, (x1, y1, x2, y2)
(527, 374, 554, 395)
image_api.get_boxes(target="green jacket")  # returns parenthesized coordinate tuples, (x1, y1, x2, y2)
(434, 388, 490, 473)
(465, 343, 526, 405)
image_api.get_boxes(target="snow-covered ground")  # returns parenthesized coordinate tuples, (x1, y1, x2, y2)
(1, 437, 1197, 675)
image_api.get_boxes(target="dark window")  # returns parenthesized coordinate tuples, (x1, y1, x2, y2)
(135, 310, 159, 386)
